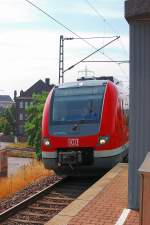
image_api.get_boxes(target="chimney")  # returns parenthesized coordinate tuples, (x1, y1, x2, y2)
(20, 90, 24, 96)
(14, 90, 17, 99)
(45, 78, 50, 85)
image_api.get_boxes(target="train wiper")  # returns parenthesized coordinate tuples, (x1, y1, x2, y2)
(72, 120, 85, 131)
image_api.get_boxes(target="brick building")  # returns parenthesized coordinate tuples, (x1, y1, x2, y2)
(14, 78, 54, 138)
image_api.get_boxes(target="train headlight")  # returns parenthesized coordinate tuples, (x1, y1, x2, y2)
(43, 138, 51, 147)
(98, 136, 110, 145)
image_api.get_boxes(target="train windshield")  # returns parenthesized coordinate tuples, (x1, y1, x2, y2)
(51, 85, 105, 124)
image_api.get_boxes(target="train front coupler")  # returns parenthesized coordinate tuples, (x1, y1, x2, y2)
(57, 150, 82, 169)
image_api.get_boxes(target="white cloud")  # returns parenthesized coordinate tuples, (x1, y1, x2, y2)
(0, 29, 59, 97)
(49, 0, 123, 19)
(0, 0, 38, 23)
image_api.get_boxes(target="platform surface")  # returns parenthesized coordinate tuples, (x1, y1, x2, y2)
(46, 163, 139, 225)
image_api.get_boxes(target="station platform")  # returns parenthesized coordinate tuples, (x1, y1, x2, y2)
(46, 163, 139, 225)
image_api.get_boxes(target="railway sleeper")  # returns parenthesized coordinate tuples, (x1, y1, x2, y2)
(18, 211, 52, 218)
(36, 200, 68, 206)
(28, 206, 61, 212)
(11, 213, 52, 223)
(43, 196, 75, 202)
(8, 218, 44, 225)
(50, 191, 78, 198)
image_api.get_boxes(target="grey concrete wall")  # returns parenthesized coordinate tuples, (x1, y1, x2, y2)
(129, 22, 150, 209)
(125, 0, 150, 20)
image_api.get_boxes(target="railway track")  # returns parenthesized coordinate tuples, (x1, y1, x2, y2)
(0, 176, 99, 225)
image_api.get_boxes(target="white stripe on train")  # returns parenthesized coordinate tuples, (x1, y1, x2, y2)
(42, 143, 128, 159)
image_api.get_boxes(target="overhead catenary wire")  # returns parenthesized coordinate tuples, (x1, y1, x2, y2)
(24, 0, 115, 53)
(64, 36, 120, 73)
(23, 0, 125, 70)
(85, 0, 128, 57)
(65, 36, 118, 40)
(24, 0, 79, 38)
(83, 60, 129, 63)
(84, 0, 129, 77)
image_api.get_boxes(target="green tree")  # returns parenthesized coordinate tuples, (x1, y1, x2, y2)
(24, 92, 48, 159)
(0, 105, 15, 135)
(0, 116, 7, 132)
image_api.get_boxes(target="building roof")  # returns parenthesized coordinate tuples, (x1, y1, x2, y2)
(15, 78, 55, 98)
(0, 95, 13, 102)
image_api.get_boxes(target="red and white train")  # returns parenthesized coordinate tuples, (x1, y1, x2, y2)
(41, 76, 128, 174)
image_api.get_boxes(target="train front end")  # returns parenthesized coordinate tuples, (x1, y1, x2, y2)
(41, 79, 128, 174)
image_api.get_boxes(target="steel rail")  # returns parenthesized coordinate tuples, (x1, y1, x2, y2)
(0, 176, 68, 223)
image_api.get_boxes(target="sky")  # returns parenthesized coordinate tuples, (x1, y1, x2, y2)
(0, 0, 129, 99)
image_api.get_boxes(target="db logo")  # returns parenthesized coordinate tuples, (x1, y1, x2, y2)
(68, 138, 79, 146)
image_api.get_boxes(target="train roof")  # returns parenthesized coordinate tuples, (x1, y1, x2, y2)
(57, 80, 106, 89)
(57, 76, 119, 89)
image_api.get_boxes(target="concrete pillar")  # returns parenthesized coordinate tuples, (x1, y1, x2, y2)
(125, 0, 150, 209)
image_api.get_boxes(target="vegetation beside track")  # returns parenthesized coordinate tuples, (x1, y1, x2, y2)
(7, 150, 35, 158)
(6, 142, 30, 149)
(0, 160, 54, 199)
